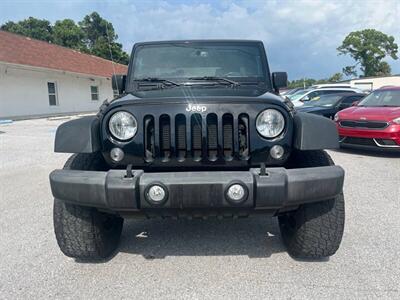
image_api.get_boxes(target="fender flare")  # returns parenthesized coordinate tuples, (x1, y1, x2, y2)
(54, 116, 101, 153)
(293, 112, 339, 150)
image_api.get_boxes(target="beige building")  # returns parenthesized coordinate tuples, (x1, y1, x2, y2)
(0, 30, 127, 120)
(344, 75, 400, 91)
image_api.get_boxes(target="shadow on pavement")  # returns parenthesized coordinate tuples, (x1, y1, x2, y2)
(117, 216, 285, 259)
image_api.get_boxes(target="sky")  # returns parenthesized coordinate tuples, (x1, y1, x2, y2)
(1, 0, 399, 80)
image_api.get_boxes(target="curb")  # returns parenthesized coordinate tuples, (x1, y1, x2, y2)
(47, 116, 72, 121)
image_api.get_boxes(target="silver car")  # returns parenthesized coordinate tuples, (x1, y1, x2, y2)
(288, 87, 365, 107)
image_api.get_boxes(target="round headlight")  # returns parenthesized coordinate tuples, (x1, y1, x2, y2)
(256, 109, 285, 138)
(109, 111, 137, 140)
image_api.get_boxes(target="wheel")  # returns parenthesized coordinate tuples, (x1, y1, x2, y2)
(53, 153, 123, 260)
(279, 150, 345, 259)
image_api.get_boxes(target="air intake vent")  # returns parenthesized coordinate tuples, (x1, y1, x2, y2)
(159, 115, 171, 161)
(175, 114, 186, 161)
(191, 114, 202, 161)
(207, 114, 218, 161)
(223, 114, 234, 160)
(339, 120, 388, 129)
(144, 115, 155, 162)
(238, 114, 250, 159)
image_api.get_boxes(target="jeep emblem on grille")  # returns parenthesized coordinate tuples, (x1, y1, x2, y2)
(186, 104, 207, 113)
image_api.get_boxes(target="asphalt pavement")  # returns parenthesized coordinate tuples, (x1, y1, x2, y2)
(0, 118, 399, 299)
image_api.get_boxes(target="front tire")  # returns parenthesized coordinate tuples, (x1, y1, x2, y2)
(279, 150, 345, 259)
(53, 153, 123, 260)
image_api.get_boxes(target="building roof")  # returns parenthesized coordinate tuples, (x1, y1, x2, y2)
(340, 74, 400, 83)
(0, 30, 128, 78)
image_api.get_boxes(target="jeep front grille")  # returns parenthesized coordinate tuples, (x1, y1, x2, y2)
(143, 113, 250, 162)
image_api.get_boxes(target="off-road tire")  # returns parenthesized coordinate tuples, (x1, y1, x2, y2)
(279, 150, 345, 259)
(53, 153, 123, 260)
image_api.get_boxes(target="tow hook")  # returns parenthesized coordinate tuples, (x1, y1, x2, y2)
(259, 163, 269, 176)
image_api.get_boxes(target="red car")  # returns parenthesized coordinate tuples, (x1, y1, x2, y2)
(335, 87, 400, 151)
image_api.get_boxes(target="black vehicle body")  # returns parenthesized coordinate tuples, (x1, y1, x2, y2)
(51, 40, 343, 216)
(50, 40, 345, 260)
(297, 93, 365, 119)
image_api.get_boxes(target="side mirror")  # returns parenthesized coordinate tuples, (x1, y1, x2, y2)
(302, 95, 310, 102)
(272, 72, 288, 93)
(112, 74, 126, 95)
(351, 101, 360, 106)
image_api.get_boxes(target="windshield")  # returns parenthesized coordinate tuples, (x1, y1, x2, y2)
(130, 42, 267, 84)
(288, 89, 310, 101)
(358, 90, 400, 107)
(285, 88, 303, 96)
(308, 94, 342, 107)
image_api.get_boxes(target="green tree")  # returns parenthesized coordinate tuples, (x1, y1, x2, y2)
(337, 29, 398, 77)
(342, 66, 357, 77)
(53, 19, 87, 51)
(1, 17, 53, 42)
(375, 61, 391, 76)
(288, 78, 317, 88)
(288, 73, 345, 89)
(79, 12, 129, 64)
(328, 72, 343, 82)
(1, 13, 129, 65)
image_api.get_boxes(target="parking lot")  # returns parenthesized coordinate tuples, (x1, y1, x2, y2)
(0, 117, 399, 299)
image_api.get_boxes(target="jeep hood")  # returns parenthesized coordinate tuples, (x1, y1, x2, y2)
(127, 86, 269, 98)
(338, 106, 400, 121)
(108, 88, 289, 110)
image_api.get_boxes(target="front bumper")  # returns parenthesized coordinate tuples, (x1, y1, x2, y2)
(338, 123, 400, 151)
(49, 166, 344, 214)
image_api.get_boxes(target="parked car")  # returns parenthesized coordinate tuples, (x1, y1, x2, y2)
(335, 87, 400, 151)
(49, 39, 345, 260)
(297, 93, 365, 119)
(288, 87, 364, 107)
(280, 87, 304, 96)
(311, 83, 352, 89)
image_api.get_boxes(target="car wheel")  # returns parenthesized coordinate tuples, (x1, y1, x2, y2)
(279, 150, 345, 258)
(53, 153, 124, 260)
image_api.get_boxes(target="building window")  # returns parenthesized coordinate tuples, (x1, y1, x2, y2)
(91, 86, 99, 101)
(47, 82, 58, 106)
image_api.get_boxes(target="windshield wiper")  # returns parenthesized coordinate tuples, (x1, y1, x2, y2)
(134, 77, 181, 86)
(187, 76, 240, 87)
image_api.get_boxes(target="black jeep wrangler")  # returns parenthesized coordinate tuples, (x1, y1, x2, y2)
(50, 40, 345, 260)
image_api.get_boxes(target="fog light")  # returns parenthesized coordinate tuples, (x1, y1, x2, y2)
(110, 148, 124, 162)
(270, 145, 284, 159)
(147, 184, 167, 203)
(226, 183, 247, 203)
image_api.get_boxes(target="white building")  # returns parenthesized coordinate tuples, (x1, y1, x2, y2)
(345, 75, 400, 91)
(0, 30, 127, 120)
